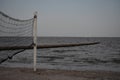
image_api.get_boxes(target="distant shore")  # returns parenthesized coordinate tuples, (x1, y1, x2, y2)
(0, 67, 120, 80)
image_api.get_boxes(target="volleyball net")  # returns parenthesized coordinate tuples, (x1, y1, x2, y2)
(0, 11, 37, 64)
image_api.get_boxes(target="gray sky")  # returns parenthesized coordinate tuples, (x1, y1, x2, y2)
(0, 0, 120, 37)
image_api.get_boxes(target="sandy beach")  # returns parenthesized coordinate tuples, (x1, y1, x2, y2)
(0, 67, 120, 80)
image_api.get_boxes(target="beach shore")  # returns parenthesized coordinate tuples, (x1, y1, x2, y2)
(0, 67, 120, 80)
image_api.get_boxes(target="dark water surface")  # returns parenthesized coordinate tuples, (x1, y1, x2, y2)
(0, 37, 120, 72)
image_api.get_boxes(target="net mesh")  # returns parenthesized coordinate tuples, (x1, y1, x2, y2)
(0, 11, 34, 63)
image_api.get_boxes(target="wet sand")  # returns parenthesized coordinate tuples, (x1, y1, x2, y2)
(0, 67, 120, 80)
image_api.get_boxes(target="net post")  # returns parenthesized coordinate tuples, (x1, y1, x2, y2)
(33, 12, 37, 71)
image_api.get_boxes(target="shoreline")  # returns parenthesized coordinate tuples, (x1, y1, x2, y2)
(0, 67, 120, 80)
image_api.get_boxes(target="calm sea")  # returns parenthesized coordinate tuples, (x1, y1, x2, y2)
(0, 37, 120, 72)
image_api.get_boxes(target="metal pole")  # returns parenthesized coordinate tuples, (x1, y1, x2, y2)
(33, 12, 37, 71)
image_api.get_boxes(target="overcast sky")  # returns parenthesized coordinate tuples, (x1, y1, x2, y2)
(0, 0, 120, 37)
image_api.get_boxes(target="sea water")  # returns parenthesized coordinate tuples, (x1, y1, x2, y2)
(0, 37, 120, 72)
